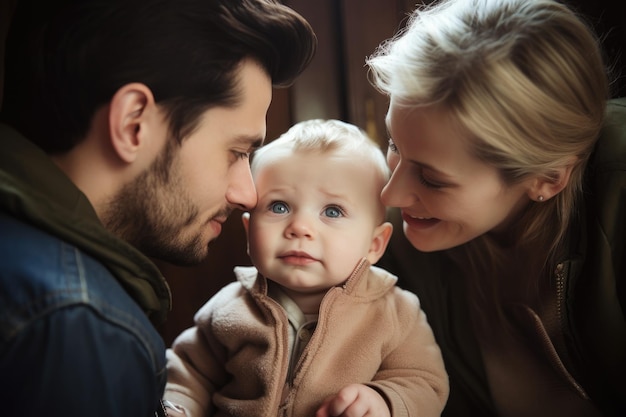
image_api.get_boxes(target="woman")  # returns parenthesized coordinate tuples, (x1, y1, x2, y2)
(367, 0, 625, 416)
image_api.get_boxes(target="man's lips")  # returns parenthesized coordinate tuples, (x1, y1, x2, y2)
(279, 251, 318, 266)
(209, 219, 223, 236)
(209, 215, 228, 237)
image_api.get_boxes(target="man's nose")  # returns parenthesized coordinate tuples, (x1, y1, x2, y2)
(226, 161, 257, 210)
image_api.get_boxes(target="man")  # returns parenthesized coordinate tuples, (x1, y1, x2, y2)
(0, 0, 316, 415)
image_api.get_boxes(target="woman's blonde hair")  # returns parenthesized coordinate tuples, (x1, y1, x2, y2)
(367, 0, 609, 322)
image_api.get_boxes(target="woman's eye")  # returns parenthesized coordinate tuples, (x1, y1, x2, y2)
(419, 172, 444, 189)
(387, 138, 398, 153)
(324, 206, 343, 218)
(269, 201, 289, 214)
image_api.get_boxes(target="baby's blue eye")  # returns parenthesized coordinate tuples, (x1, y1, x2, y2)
(324, 206, 342, 218)
(270, 201, 289, 214)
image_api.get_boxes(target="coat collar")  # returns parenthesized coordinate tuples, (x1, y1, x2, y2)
(234, 257, 398, 299)
(0, 124, 171, 324)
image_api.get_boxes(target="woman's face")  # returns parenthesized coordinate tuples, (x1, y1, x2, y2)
(382, 102, 533, 252)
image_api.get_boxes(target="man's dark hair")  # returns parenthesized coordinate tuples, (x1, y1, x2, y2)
(1, 0, 317, 153)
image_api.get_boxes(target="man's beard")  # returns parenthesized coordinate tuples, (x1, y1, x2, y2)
(101, 143, 207, 266)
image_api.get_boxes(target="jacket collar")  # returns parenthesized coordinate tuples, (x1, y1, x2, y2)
(0, 124, 171, 324)
(234, 257, 398, 298)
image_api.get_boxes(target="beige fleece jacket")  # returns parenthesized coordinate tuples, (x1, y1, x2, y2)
(165, 259, 448, 416)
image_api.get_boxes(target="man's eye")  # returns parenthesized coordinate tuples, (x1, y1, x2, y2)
(323, 206, 343, 218)
(269, 201, 289, 214)
(234, 151, 250, 160)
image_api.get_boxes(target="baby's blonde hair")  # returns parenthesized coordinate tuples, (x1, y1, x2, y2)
(251, 119, 390, 221)
(252, 119, 389, 182)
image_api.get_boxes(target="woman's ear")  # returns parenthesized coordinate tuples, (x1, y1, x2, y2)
(366, 221, 393, 264)
(108, 83, 155, 163)
(528, 158, 577, 202)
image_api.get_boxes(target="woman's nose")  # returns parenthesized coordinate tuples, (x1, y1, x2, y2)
(381, 162, 418, 208)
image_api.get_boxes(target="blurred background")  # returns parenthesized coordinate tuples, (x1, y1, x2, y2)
(156, 0, 626, 346)
(1, 0, 624, 346)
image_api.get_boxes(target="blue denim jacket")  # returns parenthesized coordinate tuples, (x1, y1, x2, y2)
(0, 125, 171, 416)
(0, 213, 167, 416)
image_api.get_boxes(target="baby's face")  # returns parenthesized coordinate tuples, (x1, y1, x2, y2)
(246, 150, 385, 295)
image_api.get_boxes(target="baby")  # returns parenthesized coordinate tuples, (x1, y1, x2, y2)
(164, 119, 448, 417)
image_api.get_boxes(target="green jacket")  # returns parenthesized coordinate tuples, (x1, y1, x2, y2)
(378, 98, 626, 416)
(0, 124, 171, 323)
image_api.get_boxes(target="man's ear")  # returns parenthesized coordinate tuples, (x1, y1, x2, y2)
(366, 221, 393, 264)
(108, 83, 155, 163)
(527, 158, 577, 202)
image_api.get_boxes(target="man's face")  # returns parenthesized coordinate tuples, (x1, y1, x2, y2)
(105, 60, 271, 265)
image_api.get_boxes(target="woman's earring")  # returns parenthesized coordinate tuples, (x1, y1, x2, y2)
(537, 195, 544, 202)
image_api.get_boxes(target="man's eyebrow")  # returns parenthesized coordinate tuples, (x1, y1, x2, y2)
(235, 135, 264, 150)
(250, 138, 263, 150)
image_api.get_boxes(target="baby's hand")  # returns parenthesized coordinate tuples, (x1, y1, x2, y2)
(315, 383, 391, 417)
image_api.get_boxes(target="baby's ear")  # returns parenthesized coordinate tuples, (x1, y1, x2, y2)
(241, 212, 251, 256)
(366, 222, 393, 264)
(241, 212, 250, 236)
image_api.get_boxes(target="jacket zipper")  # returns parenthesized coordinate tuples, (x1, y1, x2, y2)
(555, 263, 565, 330)
(551, 262, 589, 399)
(263, 295, 292, 416)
